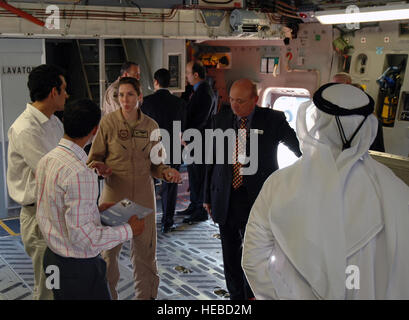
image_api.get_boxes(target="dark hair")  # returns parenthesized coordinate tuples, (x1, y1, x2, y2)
(154, 68, 170, 88)
(120, 61, 139, 76)
(118, 77, 142, 96)
(192, 61, 206, 80)
(63, 99, 101, 139)
(27, 64, 65, 102)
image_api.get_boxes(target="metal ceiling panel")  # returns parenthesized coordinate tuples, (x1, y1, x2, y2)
(4, 0, 185, 9)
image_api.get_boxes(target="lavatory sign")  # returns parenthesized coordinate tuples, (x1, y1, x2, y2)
(2, 66, 35, 75)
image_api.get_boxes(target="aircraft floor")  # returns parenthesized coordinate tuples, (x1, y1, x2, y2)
(0, 210, 228, 300)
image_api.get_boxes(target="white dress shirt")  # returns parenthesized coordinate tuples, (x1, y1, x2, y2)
(7, 103, 64, 205)
(36, 138, 133, 258)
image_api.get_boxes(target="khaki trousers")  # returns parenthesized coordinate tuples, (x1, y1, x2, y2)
(20, 205, 54, 300)
(101, 212, 159, 300)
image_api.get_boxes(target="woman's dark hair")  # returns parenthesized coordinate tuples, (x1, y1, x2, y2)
(118, 77, 142, 96)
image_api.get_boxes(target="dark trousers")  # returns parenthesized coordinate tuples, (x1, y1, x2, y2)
(161, 164, 180, 226)
(219, 186, 254, 300)
(43, 247, 111, 300)
(187, 163, 206, 209)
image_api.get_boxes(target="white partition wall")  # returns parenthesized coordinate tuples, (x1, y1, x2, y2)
(0, 39, 44, 219)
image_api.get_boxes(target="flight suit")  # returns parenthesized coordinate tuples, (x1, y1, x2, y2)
(88, 108, 168, 300)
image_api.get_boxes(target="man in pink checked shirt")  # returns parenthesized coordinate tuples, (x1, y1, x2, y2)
(35, 99, 144, 300)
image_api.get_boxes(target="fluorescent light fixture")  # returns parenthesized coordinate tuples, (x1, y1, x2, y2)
(315, 4, 409, 24)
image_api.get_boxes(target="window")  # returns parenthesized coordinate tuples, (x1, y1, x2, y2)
(262, 87, 310, 169)
(168, 54, 181, 89)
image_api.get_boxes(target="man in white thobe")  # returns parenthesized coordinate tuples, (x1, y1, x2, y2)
(242, 83, 409, 299)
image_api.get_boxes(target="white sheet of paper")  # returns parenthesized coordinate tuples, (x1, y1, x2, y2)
(100, 198, 153, 226)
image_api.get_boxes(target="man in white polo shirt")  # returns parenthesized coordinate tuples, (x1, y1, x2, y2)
(7, 64, 68, 299)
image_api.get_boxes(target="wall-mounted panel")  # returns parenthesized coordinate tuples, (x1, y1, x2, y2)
(0, 38, 44, 218)
(345, 21, 409, 156)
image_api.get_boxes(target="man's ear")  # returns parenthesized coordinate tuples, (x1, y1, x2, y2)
(50, 86, 58, 98)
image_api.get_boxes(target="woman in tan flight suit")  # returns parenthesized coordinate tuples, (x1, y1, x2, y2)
(87, 77, 181, 300)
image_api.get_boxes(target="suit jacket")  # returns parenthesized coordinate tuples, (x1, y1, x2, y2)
(204, 106, 302, 225)
(141, 89, 186, 165)
(185, 81, 217, 133)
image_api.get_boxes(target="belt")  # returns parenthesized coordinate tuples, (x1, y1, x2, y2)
(47, 248, 102, 262)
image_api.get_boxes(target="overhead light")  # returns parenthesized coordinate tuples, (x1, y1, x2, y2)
(315, 4, 409, 25)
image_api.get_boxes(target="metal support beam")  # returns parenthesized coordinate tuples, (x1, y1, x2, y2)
(99, 38, 105, 105)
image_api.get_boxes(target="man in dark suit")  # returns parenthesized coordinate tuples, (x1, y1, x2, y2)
(141, 68, 186, 233)
(179, 61, 217, 223)
(203, 79, 302, 300)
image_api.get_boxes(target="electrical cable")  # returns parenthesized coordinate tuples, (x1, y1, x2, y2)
(201, 0, 234, 4)
(276, 0, 297, 11)
(276, 3, 297, 15)
(276, 9, 301, 19)
(125, 0, 142, 13)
